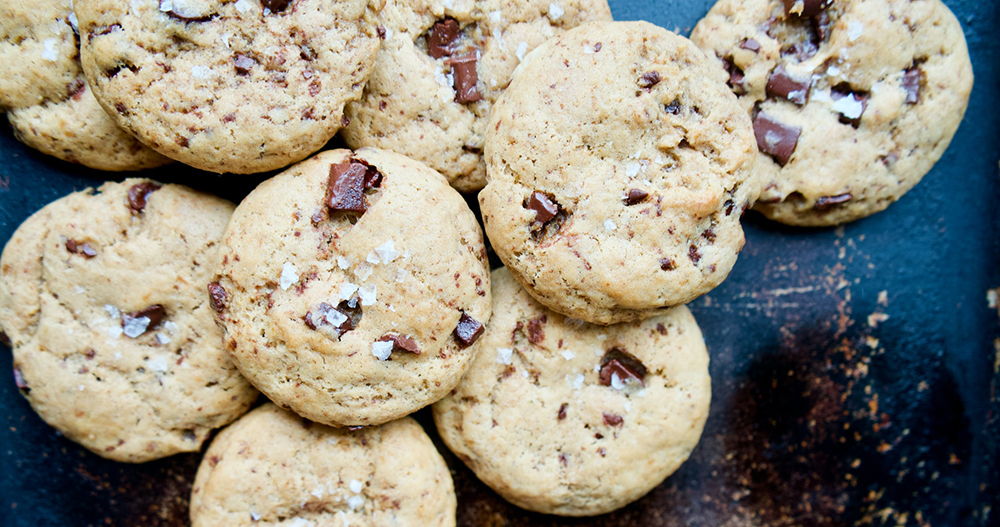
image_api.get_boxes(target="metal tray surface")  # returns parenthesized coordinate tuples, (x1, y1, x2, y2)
(1, 0, 998, 525)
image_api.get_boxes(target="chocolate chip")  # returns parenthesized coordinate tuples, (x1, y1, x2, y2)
(305, 301, 362, 338)
(753, 111, 801, 166)
(526, 316, 545, 344)
(526, 191, 559, 225)
(656, 323, 667, 335)
(327, 162, 368, 214)
(377, 333, 420, 354)
(814, 193, 852, 211)
(665, 100, 682, 114)
(625, 189, 648, 205)
(740, 38, 761, 52)
(902, 67, 922, 104)
(830, 83, 868, 128)
(558, 403, 568, 420)
(812, 10, 833, 41)
(723, 58, 746, 95)
(208, 283, 227, 312)
(766, 64, 811, 105)
(13, 366, 28, 393)
(361, 162, 383, 189)
(125, 305, 166, 330)
(659, 258, 676, 271)
(233, 54, 255, 76)
(782, 0, 831, 17)
(454, 311, 484, 348)
(67, 78, 87, 99)
(427, 18, 460, 59)
(127, 182, 161, 213)
(261, 0, 291, 12)
(688, 245, 701, 264)
(65, 239, 97, 258)
(599, 348, 647, 387)
(376, 26, 386, 39)
(638, 71, 661, 91)
(602, 413, 623, 427)
(449, 52, 481, 104)
(702, 229, 716, 243)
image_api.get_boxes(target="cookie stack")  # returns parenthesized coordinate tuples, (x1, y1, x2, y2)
(0, 0, 974, 523)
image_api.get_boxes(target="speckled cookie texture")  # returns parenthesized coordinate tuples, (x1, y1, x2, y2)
(0, 0, 170, 170)
(480, 21, 759, 325)
(341, 0, 612, 192)
(190, 403, 456, 527)
(433, 268, 711, 516)
(75, 0, 383, 174)
(0, 179, 258, 462)
(691, 0, 973, 226)
(214, 147, 491, 427)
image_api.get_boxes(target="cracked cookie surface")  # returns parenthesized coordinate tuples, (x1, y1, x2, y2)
(433, 268, 711, 516)
(341, 0, 611, 192)
(75, 0, 382, 173)
(214, 147, 491, 427)
(0, 0, 169, 170)
(691, 0, 974, 226)
(0, 179, 257, 462)
(480, 21, 759, 325)
(190, 403, 456, 527)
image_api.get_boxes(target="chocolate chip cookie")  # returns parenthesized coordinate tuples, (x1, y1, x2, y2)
(433, 268, 711, 516)
(214, 147, 491, 427)
(0, 0, 170, 170)
(340, 0, 612, 192)
(0, 179, 258, 462)
(190, 403, 456, 527)
(480, 21, 759, 325)
(74, 0, 382, 173)
(691, 0, 974, 226)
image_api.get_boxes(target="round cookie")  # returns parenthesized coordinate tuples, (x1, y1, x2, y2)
(190, 403, 456, 527)
(214, 147, 491, 427)
(0, 179, 258, 462)
(690, 0, 974, 226)
(433, 268, 711, 516)
(480, 21, 759, 325)
(341, 0, 612, 192)
(74, 0, 382, 174)
(0, 0, 169, 170)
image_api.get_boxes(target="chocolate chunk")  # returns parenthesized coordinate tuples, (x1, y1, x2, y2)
(753, 111, 801, 166)
(782, 0, 831, 17)
(814, 193, 852, 211)
(526, 191, 559, 225)
(558, 403, 568, 420)
(208, 282, 227, 312)
(766, 64, 811, 105)
(13, 366, 28, 392)
(327, 162, 368, 213)
(664, 100, 682, 114)
(65, 239, 97, 258)
(830, 83, 868, 128)
(377, 334, 420, 354)
(67, 78, 87, 99)
(638, 71, 661, 91)
(261, 0, 291, 12)
(602, 413, 624, 427)
(361, 162, 383, 189)
(702, 229, 716, 243)
(526, 316, 545, 344)
(427, 18, 460, 59)
(688, 245, 701, 264)
(740, 38, 761, 52)
(125, 305, 166, 329)
(233, 54, 255, 76)
(449, 52, 481, 104)
(812, 10, 833, 41)
(782, 40, 818, 62)
(376, 26, 386, 39)
(659, 258, 676, 271)
(0, 331, 10, 348)
(723, 58, 746, 95)
(127, 182, 161, 213)
(599, 348, 647, 387)
(902, 67, 922, 104)
(454, 311, 484, 348)
(625, 189, 648, 205)
(305, 301, 362, 337)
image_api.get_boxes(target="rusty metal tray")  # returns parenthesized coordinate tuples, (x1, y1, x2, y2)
(1, 0, 998, 525)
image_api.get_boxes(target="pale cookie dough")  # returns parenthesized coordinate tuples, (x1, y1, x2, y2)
(190, 403, 456, 527)
(691, 0, 974, 226)
(0, 179, 257, 463)
(481, 21, 759, 325)
(341, 0, 612, 192)
(433, 268, 711, 516)
(75, 0, 382, 173)
(0, 0, 169, 170)
(214, 147, 491, 427)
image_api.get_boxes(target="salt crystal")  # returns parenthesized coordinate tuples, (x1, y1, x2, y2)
(827, 65, 841, 76)
(572, 373, 585, 390)
(597, 334, 607, 341)
(311, 486, 324, 498)
(603, 219, 616, 232)
(73, 286, 85, 294)
(489, 11, 502, 23)
(123, 316, 151, 338)
(593, 364, 601, 372)
(280, 262, 299, 290)
(354, 262, 373, 281)
(441, 0, 453, 8)
(114, 352, 123, 360)
(289, 519, 314, 527)
(191, 65, 213, 79)
(374, 240, 400, 264)
(234, 0, 254, 13)
(625, 160, 641, 178)
(493, 28, 505, 50)
(497, 347, 513, 365)
(366, 250, 381, 265)
(337, 256, 351, 269)
(848, 21, 863, 42)
(340, 282, 359, 301)
(520, 369, 529, 378)
(78, 385, 85, 391)
(349, 479, 363, 494)
(548, 1, 563, 20)
(158, 0, 172, 11)
(148, 356, 169, 372)
(39, 41, 58, 63)
(163, 321, 179, 335)
(104, 304, 120, 318)
(156, 333, 171, 345)
(325, 309, 348, 327)
(372, 341, 393, 361)
(561, 350, 575, 361)
(250, 510, 261, 521)
(610, 372, 625, 390)
(358, 284, 376, 306)
(624, 401, 632, 412)
(347, 494, 365, 510)
(516, 42, 528, 62)
(832, 94, 864, 119)
(68, 12, 78, 31)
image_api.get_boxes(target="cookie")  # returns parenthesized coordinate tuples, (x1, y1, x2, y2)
(74, 0, 382, 174)
(214, 147, 491, 427)
(433, 268, 711, 516)
(341, 0, 611, 192)
(480, 21, 759, 325)
(690, 0, 974, 226)
(190, 403, 457, 527)
(0, 179, 258, 462)
(0, 0, 170, 170)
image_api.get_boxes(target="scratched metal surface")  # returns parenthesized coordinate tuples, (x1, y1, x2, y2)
(1, 0, 998, 525)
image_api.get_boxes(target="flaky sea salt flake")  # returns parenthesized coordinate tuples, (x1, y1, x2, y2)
(280, 262, 299, 290)
(497, 347, 513, 365)
(372, 341, 393, 361)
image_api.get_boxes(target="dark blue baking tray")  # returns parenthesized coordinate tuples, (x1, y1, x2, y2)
(1, 0, 998, 525)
